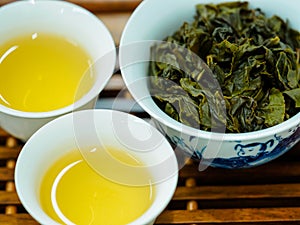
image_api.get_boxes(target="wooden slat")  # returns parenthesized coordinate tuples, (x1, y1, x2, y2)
(68, 0, 141, 13)
(2, 208, 300, 225)
(0, 214, 39, 225)
(0, 0, 141, 13)
(0, 191, 20, 205)
(96, 13, 131, 46)
(179, 160, 300, 185)
(0, 129, 9, 138)
(174, 183, 300, 201)
(0, 147, 21, 160)
(156, 207, 300, 224)
(0, 0, 14, 6)
(0, 168, 14, 181)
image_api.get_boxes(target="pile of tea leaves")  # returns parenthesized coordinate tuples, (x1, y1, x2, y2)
(149, 1, 300, 133)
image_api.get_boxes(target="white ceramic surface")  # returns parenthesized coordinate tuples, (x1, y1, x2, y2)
(15, 109, 178, 225)
(0, 1, 116, 141)
(119, 0, 300, 169)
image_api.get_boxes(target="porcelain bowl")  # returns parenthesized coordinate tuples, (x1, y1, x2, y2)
(0, 1, 116, 141)
(119, 0, 300, 169)
(15, 109, 178, 225)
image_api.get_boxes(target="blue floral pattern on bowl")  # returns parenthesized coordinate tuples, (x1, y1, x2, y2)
(211, 126, 300, 169)
(153, 119, 300, 169)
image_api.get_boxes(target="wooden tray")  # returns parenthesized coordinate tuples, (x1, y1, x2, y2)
(1, 1, 300, 224)
(0, 118, 300, 225)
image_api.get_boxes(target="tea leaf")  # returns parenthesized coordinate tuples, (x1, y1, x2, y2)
(149, 1, 300, 133)
(284, 88, 300, 107)
(258, 88, 285, 127)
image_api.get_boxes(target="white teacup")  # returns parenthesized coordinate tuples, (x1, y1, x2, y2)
(15, 109, 178, 225)
(0, 1, 116, 141)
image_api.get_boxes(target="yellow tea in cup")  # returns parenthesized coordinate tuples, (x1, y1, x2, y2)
(0, 33, 94, 112)
(39, 147, 155, 225)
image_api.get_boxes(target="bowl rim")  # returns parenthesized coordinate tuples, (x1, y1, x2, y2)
(120, 0, 300, 142)
(15, 109, 179, 225)
(0, 0, 116, 119)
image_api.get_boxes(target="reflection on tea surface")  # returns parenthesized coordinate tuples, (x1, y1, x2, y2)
(39, 147, 155, 225)
(0, 33, 94, 112)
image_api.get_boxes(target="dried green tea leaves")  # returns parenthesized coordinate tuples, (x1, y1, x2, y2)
(149, 1, 300, 133)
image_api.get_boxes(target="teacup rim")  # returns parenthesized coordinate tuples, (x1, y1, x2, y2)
(15, 109, 179, 225)
(0, 0, 117, 119)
